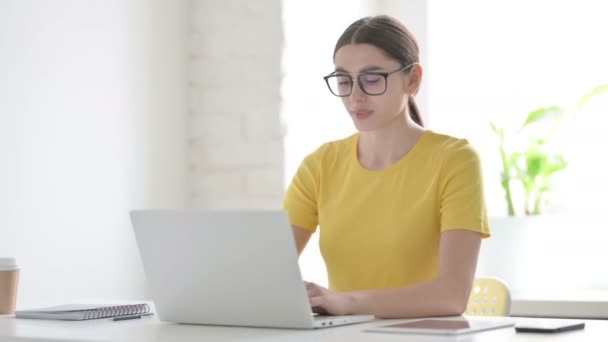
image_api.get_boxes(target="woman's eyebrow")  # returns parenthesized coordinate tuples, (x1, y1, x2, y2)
(360, 66, 384, 72)
(334, 65, 385, 73)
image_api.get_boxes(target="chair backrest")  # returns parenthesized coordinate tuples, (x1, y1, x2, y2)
(466, 277, 511, 316)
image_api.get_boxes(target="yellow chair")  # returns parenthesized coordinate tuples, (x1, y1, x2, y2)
(466, 277, 511, 316)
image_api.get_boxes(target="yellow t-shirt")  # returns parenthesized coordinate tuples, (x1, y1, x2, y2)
(283, 130, 490, 292)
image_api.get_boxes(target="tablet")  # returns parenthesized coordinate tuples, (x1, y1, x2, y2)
(515, 319, 585, 333)
(365, 318, 515, 335)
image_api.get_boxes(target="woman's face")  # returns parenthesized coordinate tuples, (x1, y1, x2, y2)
(333, 43, 416, 132)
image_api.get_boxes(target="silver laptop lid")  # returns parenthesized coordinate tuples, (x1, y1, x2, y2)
(130, 210, 316, 329)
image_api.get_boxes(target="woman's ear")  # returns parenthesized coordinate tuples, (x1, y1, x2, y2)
(404, 63, 423, 95)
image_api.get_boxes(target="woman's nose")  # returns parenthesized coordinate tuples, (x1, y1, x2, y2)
(350, 81, 367, 102)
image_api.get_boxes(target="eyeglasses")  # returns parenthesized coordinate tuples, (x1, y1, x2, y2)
(323, 62, 417, 97)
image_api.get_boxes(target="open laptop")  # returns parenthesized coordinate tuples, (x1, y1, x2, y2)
(130, 210, 375, 329)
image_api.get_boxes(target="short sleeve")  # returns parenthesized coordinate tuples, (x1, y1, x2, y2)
(282, 148, 323, 232)
(439, 141, 490, 238)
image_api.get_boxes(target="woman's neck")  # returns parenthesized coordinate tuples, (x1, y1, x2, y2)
(357, 115, 425, 170)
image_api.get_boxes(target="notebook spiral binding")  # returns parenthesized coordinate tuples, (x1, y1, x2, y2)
(82, 303, 150, 320)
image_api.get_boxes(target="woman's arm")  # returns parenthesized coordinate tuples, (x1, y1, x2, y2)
(307, 229, 481, 318)
(292, 225, 314, 256)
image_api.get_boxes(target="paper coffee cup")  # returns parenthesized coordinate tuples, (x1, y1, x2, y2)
(0, 257, 20, 314)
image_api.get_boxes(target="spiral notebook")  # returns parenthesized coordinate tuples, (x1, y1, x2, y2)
(16, 303, 152, 321)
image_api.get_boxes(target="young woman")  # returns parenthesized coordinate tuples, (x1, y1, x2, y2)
(283, 15, 490, 319)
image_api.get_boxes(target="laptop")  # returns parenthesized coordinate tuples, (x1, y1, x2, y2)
(130, 210, 375, 329)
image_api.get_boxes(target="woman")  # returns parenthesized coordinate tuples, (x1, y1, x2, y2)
(283, 15, 489, 318)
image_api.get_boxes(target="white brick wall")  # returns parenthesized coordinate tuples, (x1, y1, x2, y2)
(188, 0, 284, 209)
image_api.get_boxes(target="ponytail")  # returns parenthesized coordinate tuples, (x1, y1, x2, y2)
(408, 96, 423, 127)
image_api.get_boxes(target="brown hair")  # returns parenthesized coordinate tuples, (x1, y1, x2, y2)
(333, 15, 423, 126)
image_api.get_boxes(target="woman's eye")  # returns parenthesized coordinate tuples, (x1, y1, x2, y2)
(362, 75, 382, 84)
(336, 76, 351, 86)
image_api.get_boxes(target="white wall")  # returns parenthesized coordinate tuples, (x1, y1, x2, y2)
(0, 0, 187, 308)
(188, 0, 285, 210)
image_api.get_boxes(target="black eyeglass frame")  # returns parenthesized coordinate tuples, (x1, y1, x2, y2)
(323, 62, 417, 97)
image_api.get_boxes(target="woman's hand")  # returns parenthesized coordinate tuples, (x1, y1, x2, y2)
(305, 281, 354, 316)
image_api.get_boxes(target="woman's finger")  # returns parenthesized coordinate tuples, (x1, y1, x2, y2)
(307, 285, 320, 297)
(305, 282, 319, 296)
(305, 281, 318, 288)
(309, 295, 326, 308)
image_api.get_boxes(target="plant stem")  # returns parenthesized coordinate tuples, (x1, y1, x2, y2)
(498, 133, 515, 216)
(533, 192, 543, 215)
(502, 178, 515, 216)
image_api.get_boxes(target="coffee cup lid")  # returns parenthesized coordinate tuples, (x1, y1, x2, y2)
(0, 257, 19, 270)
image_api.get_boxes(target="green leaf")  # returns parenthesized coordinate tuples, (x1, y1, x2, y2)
(526, 153, 547, 178)
(577, 83, 608, 110)
(543, 155, 568, 175)
(522, 106, 563, 128)
(489, 120, 504, 139)
(521, 177, 534, 193)
(489, 121, 498, 134)
(509, 152, 521, 167)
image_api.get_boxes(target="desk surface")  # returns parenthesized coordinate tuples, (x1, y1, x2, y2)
(511, 291, 608, 319)
(0, 315, 604, 342)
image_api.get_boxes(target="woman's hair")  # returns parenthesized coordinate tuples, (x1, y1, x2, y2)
(334, 15, 423, 126)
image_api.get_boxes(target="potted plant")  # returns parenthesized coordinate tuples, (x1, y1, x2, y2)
(478, 84, 608, 295)
(479, 85, 607, 288)
(490, 84, 608, 216)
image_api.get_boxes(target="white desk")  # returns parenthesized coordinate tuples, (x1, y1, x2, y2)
(0, 315, 605, 342)
(511, 291, 608, 319)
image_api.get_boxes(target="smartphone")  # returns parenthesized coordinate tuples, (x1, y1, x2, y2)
(515, 320, 585, 333)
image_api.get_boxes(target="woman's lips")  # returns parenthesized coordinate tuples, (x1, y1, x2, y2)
(354, 110, 373, 120)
